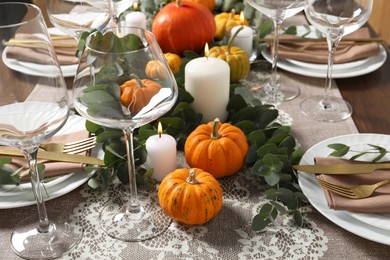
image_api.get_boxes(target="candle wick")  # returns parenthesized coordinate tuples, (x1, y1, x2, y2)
(159, 132, 162, 138)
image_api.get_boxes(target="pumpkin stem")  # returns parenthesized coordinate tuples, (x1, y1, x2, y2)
(211, 118, 221, 140)
(131, 73, 144, 88)
(227, 26, 244, 55)
(176, 0, 183, 7)
(186, 169, 199, 184)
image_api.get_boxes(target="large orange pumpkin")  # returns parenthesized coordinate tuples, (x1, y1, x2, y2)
(184, 118, 249, 178)
(152, 0, 216, 55)
(158, 168, 223, 225)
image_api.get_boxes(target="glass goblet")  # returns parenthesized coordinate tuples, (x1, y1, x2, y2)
(301, 0, 373, 122)
(245, 0, 306, 101)
(73, 26, 178, 241)
(0, 2, 81, 259)
(46, 0, 112, 40)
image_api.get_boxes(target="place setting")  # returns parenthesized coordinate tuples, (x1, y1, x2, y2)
(295, 133, 390, 245)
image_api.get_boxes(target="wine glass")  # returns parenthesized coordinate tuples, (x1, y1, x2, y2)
(46, 0, 112, 40)
(110, 0, 137, 26)
(245, 0, 306, 100)
(0, 2, 81, 259)
(73, 26, 178, 241)
(301, 0, 373, 122)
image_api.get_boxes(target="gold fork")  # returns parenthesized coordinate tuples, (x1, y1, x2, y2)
(317, 178, 390, 199)
(39, 136, 96, 154)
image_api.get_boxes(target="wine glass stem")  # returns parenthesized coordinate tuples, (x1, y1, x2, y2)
(271, 19, 282, 91)
(24, 148, 50, 232)
(323, 33, 342, 105)
(123, 128, 141, 213)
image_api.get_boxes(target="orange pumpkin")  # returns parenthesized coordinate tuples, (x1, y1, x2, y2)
(184, 118, 248, 178)
(158, 168, 223, 225)
(185, 0, 215, 11)
(152, 0, 216, 55)
(120, 76, 161, 114)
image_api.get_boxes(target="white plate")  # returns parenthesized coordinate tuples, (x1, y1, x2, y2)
(262, 44, 387, 78)
(298, 133, 390, 245)
(0, 114, 98, 209)
(2, 48, 78, 78)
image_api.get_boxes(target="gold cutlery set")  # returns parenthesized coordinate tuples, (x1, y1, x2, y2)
(294, 163, 390, 199)
(0, 136, 104, 167)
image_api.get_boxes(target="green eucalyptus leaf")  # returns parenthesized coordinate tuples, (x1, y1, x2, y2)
(269, 201, 288, 215)
(85, 120, 103, 133)
(265, 187, 278, 200)
(293, 210, 304, 227)
(283, 25, 297, 35)
(328, 143, 350, 157)
(245, 144, 258, 164)
(96, 130, 123, 143)
(234, 120, 257, 135)
(256, 143, 279, 158)
(88, 177, 101, 189)
(227, 94, 249, 113)
(257, 109, 278, 129)
(0, 158, 12, 165)
(251, 212, 271, 231)
(247, 129, 266, 146)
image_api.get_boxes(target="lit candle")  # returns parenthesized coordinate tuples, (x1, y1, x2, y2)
(185, 44, 230, 123)
(231, 12, 253, 58)
(145, 122, 177, 182)
(123, 3, 147, 30)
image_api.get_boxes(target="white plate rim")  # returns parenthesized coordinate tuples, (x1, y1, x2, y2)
(0, 114, 97, 209)
(262, 44, 387, 78)
(298, 133, 390, 245)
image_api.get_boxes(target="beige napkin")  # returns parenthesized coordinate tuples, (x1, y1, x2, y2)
(0, 130, 91, 182)
(5, 33, 79, 66)
(275, 28, 380, 64)
(315, 157, 390, 213)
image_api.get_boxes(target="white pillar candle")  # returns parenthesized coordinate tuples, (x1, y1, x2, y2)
(124, 11, 147, 30)
(185, 57, 230, 123)
(145, 123, 177, 182)
(231, 25, 253, 58)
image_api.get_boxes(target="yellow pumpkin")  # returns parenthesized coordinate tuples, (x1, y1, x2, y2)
(207, 27, 250, 82)
(158, 168, 223, 225)
(214, 11, 249, 41)
(184, 118, 248, 178)
(164, 52, 182, 74)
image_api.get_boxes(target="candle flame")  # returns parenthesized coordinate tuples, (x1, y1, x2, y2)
(240, 11, 245, 24)
(133, 2, 139, 11)
(204, 43, 209, 57)
(157, 122, 163, 138)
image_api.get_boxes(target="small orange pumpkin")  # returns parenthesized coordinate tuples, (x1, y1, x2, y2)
(120, 76, 161, 114)
(158, 168, 223, 225)
(184, 118, 248, 178)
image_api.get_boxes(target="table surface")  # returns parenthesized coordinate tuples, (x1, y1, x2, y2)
(2, 24, 390, 260)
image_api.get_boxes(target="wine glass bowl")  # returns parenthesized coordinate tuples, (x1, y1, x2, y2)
(245, 0, 306, 100)
(73, 26, 178, 241)
(0, 2, 81, 259)
(46, 0, 111, 39)
(301, 0, 373, 122)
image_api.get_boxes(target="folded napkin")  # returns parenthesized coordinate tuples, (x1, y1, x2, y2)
(0, 130, 90, 182)
(274, 28, 380, 64)
(315, 157, 390, 213)
(5, 33, 79, 66)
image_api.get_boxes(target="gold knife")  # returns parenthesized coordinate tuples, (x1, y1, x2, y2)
(293, 163, 390, 174)
(0, 149, 105, 166)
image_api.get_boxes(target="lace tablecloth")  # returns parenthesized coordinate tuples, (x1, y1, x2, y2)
(2, 69, 390, 259)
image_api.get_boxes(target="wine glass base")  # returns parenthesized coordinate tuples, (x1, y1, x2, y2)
(99, 196, 172, 242)
(300, 95, 353, 122)
(11, 210, 83, 259)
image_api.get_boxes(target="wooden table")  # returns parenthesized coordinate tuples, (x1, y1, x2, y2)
(338, 45, 390, 135)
